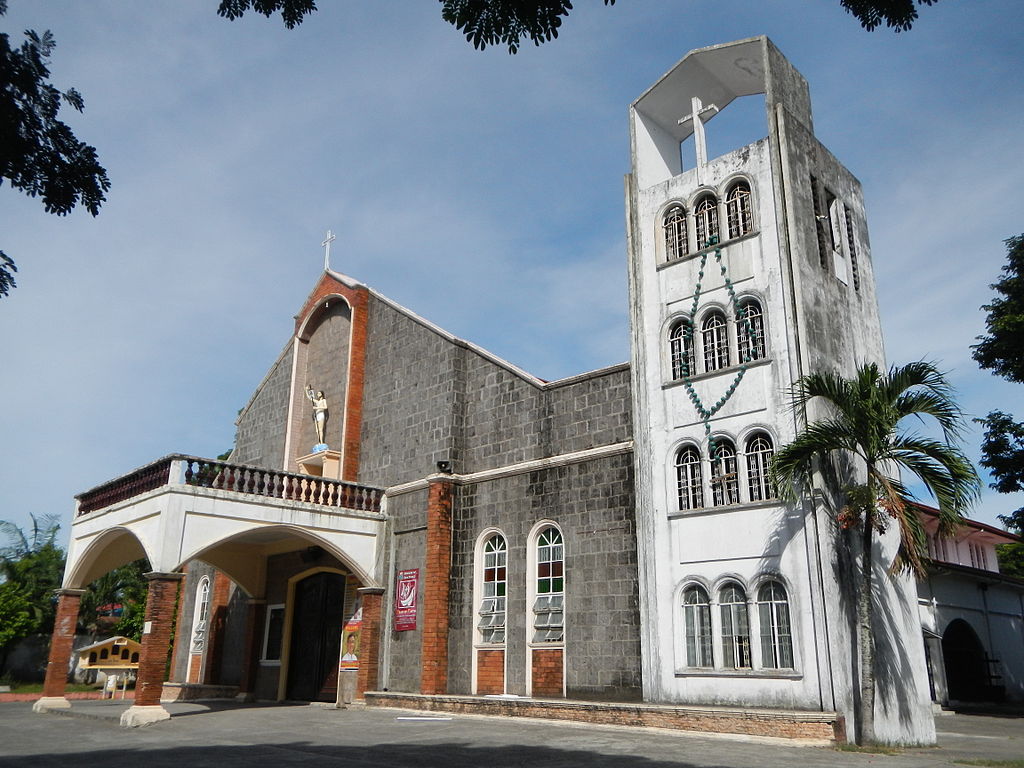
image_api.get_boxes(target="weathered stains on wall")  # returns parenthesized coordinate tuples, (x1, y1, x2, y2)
(233, 343, 294, 468)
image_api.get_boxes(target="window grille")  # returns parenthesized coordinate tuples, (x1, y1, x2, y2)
(746, 434, 775, 501)
(757, 581, 794, 668)
(663, 205, 688, 261)
(190, 576, 210, 655)
(737, 300, 765, 362)
(711, 441, 739, 506)
(702, 312, 729, 372)
(533, 527, 565, 642)
(670, 321, 696, 380)
(676, 446, 704, 511)
(719, 583, 751, 669)
(726, 182, 753, 238)
(810, 175, 830, 269)
(844, 208, 861, 292)
(682, 585, 713, 667)
(695, 196, 719, 250)
(479, 535, 507, 644)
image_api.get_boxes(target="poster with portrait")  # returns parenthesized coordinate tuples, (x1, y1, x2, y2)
(394, 568, 418, 631)
(339, 604, 362, 670)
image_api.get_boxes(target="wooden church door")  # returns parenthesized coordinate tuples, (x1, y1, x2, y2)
(287, 571, 346, 701)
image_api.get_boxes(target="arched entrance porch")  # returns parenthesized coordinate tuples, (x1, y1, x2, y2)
(942, 619, 991, 702)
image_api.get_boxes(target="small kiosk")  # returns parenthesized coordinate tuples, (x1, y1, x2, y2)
(78, 636, 142, 698)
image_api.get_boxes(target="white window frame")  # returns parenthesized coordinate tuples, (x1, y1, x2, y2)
(189, 575, 211, 656)
(710, 439, 739, 507)
(745, 433, 775, 502)
(663, 204, 688, 261)
(676, 445, 704, 511)
(718, 582, 752, 669)
(701, 311, 730, 372)
(756, 581, 794, 669)
(737, 299, 766, 362)
(694, 195, 720, 250)
(260, 603, 286, 665)
(681, 583, 713, 668)
(726, 181, 753, 239)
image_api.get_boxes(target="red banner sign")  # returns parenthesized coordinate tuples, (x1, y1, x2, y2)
(394, 568, 418, 631)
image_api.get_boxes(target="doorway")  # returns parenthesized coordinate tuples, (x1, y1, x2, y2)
(286, 571, 346, 701)
(942, 619, 989, 702)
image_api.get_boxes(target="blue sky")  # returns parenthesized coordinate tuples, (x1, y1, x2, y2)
(1, 0, 1022, 544)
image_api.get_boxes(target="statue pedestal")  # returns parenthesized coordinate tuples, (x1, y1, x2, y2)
(297, 449, 343, 480)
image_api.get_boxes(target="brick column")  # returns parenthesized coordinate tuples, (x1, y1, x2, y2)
(120, 572, 183, 727)
(32, 588, 85, 713)
(421, 478, 453, 695)
(236, 599, 266, 702)
(355, 587, 385, 698)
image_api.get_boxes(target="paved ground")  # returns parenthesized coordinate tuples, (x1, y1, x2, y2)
(0, 700, 1021, 768)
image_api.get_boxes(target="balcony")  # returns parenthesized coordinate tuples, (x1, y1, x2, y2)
(66, 455, 386, 594)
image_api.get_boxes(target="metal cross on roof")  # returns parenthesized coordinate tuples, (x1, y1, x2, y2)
(322, 229, 336, 271)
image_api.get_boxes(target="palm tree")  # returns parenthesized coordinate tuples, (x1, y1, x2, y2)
(770, 361, 980, 744)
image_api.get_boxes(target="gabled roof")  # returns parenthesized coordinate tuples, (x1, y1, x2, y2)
(913, 501, 1020, 544)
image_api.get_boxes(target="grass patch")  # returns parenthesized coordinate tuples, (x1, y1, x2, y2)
(8, 682, 98, 694)
(835, 743, 902, 755)
(954, 761, 1024, 768)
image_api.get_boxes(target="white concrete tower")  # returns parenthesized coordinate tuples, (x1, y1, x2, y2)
(625, 37, 935, 743)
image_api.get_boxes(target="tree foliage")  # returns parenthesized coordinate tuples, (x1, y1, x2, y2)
(0, 514, 65, 637)
(973, 235, 1024, 384)
(971, 235, 1024, 575)
(0, 1, 110, 297)
(79, 559, 150, 639)
(217, 0, 941, 53)
(771, 361, 979, 744)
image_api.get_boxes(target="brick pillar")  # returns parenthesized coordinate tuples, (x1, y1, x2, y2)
(32, 589, 84, 713)
(236, 599, 266, 701)
(169, 564, 190, 682)
(421, 477, 453, 695)
(120, 572, 183, 727)
(355, 587, 384, 698)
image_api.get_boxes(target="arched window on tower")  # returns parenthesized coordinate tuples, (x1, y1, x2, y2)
(533, 527, 564, 643)
(675, 446, 704, 511)
(663, 205, 688, 261)
(710, 440, 739, 506)
(479, 534, 507, 644)
(726, 181, 753, 239)
(719, 583, 752, 669)
(737, 299, 766, 362)
(695, 195, 720, 250)
(190, 576, 211, 656)
(682, 585, 713, 667)
(670, 320, 696, 380)
(757, 580, 794, 668)
(702, 311, 729, 372)
(746, 434, 775, 502)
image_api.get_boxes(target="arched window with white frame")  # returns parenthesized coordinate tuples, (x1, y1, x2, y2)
(479, 534, 507, 644)
(682, 584, 713, 667)
(737, 299, 765, 362)
(710, 440, 739, 506)
(533, 527, 564, 642)
(726, 181, 753, 239)
(695, 195, 719, 249)
(675, 445, 704, 511)
(745, 433, 775, 502)
(669, 320, 696, 380)
(663, 204, 688, 261)
(190, 576, 211, 655)
(702, 311, 729, 372)
(757, 580, 794, 669)
(719, 582, 751, 669)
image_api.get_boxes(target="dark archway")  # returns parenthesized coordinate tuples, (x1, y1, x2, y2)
(942, 619, 990, 702)
(286, 571, 346, 702)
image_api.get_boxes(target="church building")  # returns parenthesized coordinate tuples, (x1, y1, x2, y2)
(34, 37, 1022, 742)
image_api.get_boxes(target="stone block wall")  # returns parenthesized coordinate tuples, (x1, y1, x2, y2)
(233, 343, 293, 468)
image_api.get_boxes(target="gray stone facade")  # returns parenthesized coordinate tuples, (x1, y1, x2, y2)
(233, 343, 293, 468)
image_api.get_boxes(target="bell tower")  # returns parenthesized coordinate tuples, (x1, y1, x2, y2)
(625, 37, 934, 744)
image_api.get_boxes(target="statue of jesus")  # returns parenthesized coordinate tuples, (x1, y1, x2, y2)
(305, 385, 328, 447)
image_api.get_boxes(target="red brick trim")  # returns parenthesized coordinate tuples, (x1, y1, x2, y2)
(170, 564, 190, 682)
(365, 693, 841, 743)
(292, 273, 369, 482)
(475, 650, 505, 695)
(421, 479, 453, 694)
(135, 572, 184, 707)
(41, 589, 85, 698)
(205, 570, 232, 684)
(531, 648, 563, 697)
(356, 587, 384, 698)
